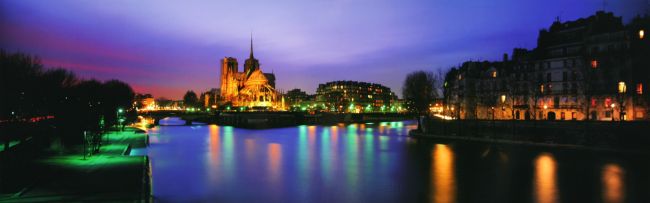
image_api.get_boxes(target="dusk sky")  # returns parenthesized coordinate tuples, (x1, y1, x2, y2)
(1, 0, 646, 99)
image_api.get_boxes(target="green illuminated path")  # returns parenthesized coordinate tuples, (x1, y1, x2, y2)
(1, 127, 150, 202)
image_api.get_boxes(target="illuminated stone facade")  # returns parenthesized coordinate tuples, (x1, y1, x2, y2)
(444, 11, 649, 121)
(220, 38, 278, 108)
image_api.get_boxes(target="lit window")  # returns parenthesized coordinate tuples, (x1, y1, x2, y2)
(640, 30, 645, 39)
(637, 83, 643, 95)
(492, 71, 497, 78)
(591, 98, 597, 107)
(591, 60, 598, 68)
(618, 82, 626, 93)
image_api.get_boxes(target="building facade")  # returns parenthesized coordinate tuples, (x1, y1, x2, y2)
(219, 38, 279, 109)
(444, 11, 649, 121)
(316, 81, 398, 112)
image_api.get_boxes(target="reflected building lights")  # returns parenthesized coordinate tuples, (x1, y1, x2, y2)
(223, 126, 235, 179)
(364, 129, 375, 174)
(534, 153, 557, 203)
(308, 125, 316, 146)
(345, 124, 360, 194)
(268, 143, 282, 180)
(331, 126, 339, 144)
(320, 128, 333, 181)
(431, 144, 456, 203)
(208, 125, 220, 182)
(602, 164, 625, 203)
(297, 125, 310, 195)
(245, 139, 256, 162)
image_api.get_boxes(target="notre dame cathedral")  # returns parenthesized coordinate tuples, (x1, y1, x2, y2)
(219, 37, 279, 109)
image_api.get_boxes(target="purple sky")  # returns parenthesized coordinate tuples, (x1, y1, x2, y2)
(1, 0, 646, 99)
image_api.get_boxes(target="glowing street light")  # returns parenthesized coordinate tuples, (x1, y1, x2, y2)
(640, 29, 645, 39)
(501, 95, 506, 103)
(618, 82, 627, 94)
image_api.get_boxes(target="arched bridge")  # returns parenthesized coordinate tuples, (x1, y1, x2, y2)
(139, 110, 215, 126)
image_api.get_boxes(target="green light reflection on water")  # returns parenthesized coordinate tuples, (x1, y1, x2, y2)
(320, 128, 332, 182)
(345, 124, 360, 199)
(297, 125, 310, 197)
(223, 126, 235, 179)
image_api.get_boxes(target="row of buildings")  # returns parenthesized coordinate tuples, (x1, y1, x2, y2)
(215, 37, 401, 112)
(444, 11, 649, 121)
(137, 38, 403, 113)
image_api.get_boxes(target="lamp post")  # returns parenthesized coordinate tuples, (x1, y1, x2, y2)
(491, 106, 495, 137)
(117, 108, 124, 131)
(610, 103, 616, 122)
(617, 82, 626, 122)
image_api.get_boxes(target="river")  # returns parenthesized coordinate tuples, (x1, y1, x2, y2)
(131, 117, 649, 202)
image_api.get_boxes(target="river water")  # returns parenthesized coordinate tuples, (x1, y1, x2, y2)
(131, 117, 649, 203)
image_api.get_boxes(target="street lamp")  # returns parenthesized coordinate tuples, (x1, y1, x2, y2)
(610, 103, 616, 122)
(116, 108, 124, 131)
(618, 82, 627, 121)
(640, 29, 645, 40)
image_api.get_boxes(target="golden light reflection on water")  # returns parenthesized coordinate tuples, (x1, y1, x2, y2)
(268, 143, 282, 181)
(331, 126, 339, 143)
(245, 139, 256, 162)
(208, 125, 220, 181)
(602, 164, 625, 203)
(431, 144, 456, 203)
(308, 126, 316, 146)
(534, 153, 557, 203)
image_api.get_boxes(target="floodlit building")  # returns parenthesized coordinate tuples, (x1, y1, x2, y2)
(219, 37, 278, 109)
(316, 81, 398, 112)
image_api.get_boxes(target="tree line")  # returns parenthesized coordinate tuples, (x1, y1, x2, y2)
(1, 50, 135, 148)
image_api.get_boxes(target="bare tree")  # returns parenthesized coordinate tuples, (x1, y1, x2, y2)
(403, 71, 439, 131)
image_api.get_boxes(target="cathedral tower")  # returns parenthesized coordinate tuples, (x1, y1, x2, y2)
(244, 36, 260, 77)
(220, 57, 239, 101)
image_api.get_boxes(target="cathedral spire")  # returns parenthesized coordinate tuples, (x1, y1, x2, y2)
(249, 33, 254, 59)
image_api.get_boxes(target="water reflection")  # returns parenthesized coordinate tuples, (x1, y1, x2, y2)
(144, 119, 644, 202)
(345, 124, 360, 197)
(208, 125, 220, 182)
(534, 153, 558, 203)
(268, 143, 282, 181)
(431, 144, 456, 203)
(602, 164, 625, 203)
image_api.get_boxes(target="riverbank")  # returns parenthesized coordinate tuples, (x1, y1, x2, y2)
(411, 118, 650, 152)
(0, 127, 151, 202)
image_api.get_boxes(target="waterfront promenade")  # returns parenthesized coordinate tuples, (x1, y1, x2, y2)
(0, 128, 151, 202)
